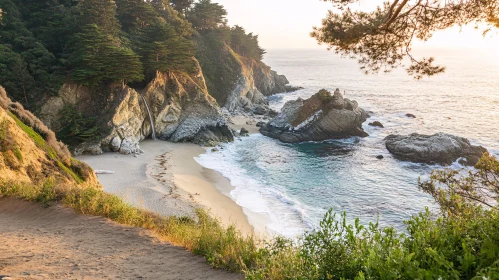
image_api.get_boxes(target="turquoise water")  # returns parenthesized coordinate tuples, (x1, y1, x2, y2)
(196, 48, 499, 237)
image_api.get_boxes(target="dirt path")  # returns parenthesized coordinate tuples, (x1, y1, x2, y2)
(0, 198, 243, 280)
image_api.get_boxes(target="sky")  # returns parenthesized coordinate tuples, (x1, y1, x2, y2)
(214, 0, 499, 50)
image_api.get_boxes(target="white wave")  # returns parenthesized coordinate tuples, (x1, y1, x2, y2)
(195, 135, 315, 238)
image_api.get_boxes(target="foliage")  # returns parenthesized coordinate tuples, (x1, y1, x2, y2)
(187, 0, 227, 31)
(56, 104, 101, 147)
(134, 18, 197, 77)
(420, 152, 499, 215)
(170, 0, 194, 14)
(0, 0, 64, 109)
(230, 25, 266, 61)
(194, 29, 241, 105)
(312, 0, 499, 79)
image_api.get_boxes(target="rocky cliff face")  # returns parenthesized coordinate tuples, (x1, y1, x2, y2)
(40, 59, 233, 155)
(210, 46, 291, 115)
(260, 89, 368, 143)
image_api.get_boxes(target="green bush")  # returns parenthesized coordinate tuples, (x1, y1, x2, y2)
(56, 104, 101, 147)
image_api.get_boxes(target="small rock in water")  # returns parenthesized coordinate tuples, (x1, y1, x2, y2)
(406, 113, 417, 118)
(368, 121, 384, 128)
(256, 121, 266, 127)
(240, 127, 249, 137)
(211, 148, 219, 152)
(376, 155, 384, 160)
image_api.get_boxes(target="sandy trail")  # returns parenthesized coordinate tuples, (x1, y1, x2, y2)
(0, 198, 242, 280)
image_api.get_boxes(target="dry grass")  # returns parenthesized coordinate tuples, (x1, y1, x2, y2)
(0, 87, 71, 165)
(0, 179, 263, 273)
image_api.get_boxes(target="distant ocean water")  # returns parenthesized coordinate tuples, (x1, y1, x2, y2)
(196, 48, 499, 237)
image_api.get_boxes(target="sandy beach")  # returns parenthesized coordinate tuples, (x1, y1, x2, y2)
(78, 141, 255, 236)
(77, 115, 268, 238)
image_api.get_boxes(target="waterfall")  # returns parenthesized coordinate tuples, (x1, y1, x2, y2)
(139, 94, 157, 140)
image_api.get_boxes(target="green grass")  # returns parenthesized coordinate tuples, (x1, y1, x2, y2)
(8, 112, 84, 183)
(9, 112, 58, 160)
(13, 146, 22, 162)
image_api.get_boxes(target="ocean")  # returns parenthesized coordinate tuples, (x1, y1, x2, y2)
(196, 48, 499, 237)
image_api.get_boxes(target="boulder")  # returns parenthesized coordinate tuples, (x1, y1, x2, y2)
(369, 121, 384, 128)
(260, 89, 368, 143)
(252, 104, 269, 115)
(385, 133, 487, 166)
(110, 137, 122, 152)
(119, 138, 141, 155)
(406, 113, 416, 118)
(284, 85, 304, 93)
(376, 155, 384, 160)
(240, 127, 249, 137)
(256, 121, 266, 128)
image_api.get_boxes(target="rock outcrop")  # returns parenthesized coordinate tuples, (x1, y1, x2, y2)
(210, 46, 293, 115)
(385, 133, 488, 166)
(260, 89, 368, 143)
(41, 59, 233, 155)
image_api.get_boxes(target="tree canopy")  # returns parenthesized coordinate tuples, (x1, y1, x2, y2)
(312, 0, 499, 79)
(187, 0, 227, 31)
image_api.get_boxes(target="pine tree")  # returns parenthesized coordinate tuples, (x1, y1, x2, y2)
(187, 0, 227, 31)
(69, 24, 108, 86)
(77, 0, 121, 36)
(70, 24, 144, 86)
(170, 0, 193, 14)
(115, 0, 157, 32)
(136, 19, 195, 76)
(104, 46, 144, 88)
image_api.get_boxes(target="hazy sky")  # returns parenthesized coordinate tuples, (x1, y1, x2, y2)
(214, 0, 499, 50)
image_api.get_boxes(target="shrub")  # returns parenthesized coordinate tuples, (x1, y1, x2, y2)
(56, 104, 101, 147)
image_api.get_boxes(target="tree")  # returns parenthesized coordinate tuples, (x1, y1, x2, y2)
(312, 0, 499, 79)
(115, 0, 157, 32)
(136, 19, 196, 76)
(229, 25, 266, 61)
(170, 0, 194, 14)
(0, 0, 63, 108)
(187, 0, 227, 31)
(76, 0, 121, 36)
(69, 24, 143, 86)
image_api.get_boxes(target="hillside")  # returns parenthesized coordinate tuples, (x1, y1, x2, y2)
(0, 0, 292, 153)
(0, 86, 97, 187)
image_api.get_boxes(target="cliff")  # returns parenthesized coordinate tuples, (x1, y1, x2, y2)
(40, 59, 233, 155)
(0, 87, 98, 186)
(38, 50, 292, 154)
(198, 44, 291, 115)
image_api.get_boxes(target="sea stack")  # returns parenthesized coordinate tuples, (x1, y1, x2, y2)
(260, 89, 368, 143)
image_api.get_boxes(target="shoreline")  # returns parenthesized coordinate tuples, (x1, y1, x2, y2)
(78, 116, 266, 237)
